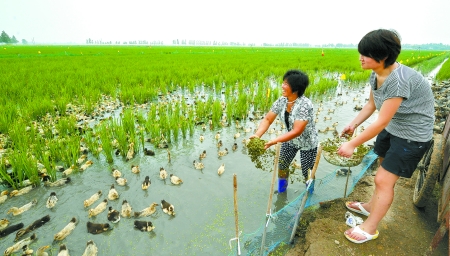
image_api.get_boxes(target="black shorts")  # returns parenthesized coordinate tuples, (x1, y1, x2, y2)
(374, 129, 431, 178)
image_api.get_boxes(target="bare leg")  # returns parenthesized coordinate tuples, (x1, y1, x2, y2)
(345, 164, 399, 241)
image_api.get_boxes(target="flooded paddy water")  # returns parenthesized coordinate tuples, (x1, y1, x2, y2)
(0, 80, 398, 255)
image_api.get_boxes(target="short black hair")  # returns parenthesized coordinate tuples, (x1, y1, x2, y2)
(358, 29, 401, 68)
(283, 69, 309, 97)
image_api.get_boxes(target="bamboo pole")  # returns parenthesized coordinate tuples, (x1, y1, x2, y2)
(260, 142, 281, 256)
(344, 125, 358, 197)
(233, 174, 241, 255)
(289, 145, 322, 244)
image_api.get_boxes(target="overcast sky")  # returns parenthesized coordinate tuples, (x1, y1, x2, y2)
(1, 0, 449, 45)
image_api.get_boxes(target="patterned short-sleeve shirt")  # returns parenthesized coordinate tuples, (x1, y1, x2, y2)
(270, 96, 318, 150)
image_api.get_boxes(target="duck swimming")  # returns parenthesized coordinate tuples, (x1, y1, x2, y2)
(126, 142, 135, 161)
(0, 218, 9, 231)
(10, 185, 33, 197)
(217, 140, 223, 148)
(77, 154, 87, 165)
(7, 199, 37, 216)
(193, 160, 204, 170)
(88, 199, 108, 218)
(199, 150, 207, 160)
(161, 199, 175, 216)
(62, 165, 76, 176)
(84, 191, 102, 208)
(44, 177, 71, 187)
(107, 207, 120, 223)
(108, 184, 119, 200)
(218, 148, 228, 157)
(46, 192, 58, 208)
(232, 143, 238, 151)
(199, 134, 205, 142)
(0, 190, 8, 204)
(0, 222, 24, 238)
(143, 148, 155, 156)
(35, 245, 50, 256)
(121, 199, 133, 218)
(4, 233, 37, 256)
(217, 163, 225, 176)
(134, 202, 158, 217)
(112, 168, 122, 178)
(115, 176, 127, 186)
(141, 176, 151, 190)
(134, 220, 155, 232)
(87, 221, 111, 234)
(234, 132, 240, 139)
(58, 244, 69, 256)
(131, 165, 140, 174)
(215, 132, 221, 140)
(82, 240, 98, 256)
(21, 245, 33, 256)
(15, 215, 50, 242)
(159, 167, 168, 180)
(54, 218, 77, 241)
(336, 168, 352, 176)
(80, 160, 93, 171)
(170, 174, 183, 185)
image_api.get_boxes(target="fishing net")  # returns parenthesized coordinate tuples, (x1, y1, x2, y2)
(228, 149, 378, 256)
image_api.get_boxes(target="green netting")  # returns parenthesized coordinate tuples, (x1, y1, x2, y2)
(228, 150, 378, 256)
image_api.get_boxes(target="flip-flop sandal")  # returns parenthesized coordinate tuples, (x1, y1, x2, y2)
(344, 226, 379, 244)
(345, 201, 370, 216)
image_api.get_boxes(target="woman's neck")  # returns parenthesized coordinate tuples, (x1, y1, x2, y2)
(374, 62, 398, 78)
(287, 95, 298, 103)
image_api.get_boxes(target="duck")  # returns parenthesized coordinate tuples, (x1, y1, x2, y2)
(80, 160, 93, 171)
(218, 148, 228, 157)
(57, 244, 69, 256)
(217, 163, 225, 176)
(44, 177, 71, 187)
(14, 215, 50, 242)
(0, 218, 9, 231)
(327, 126, 336, 131)
(21, 245, 33, 256)
(4, 233, 37, 256)
(217, 140, 223, 148)
(314, 118, 319, 123)
(84, 191, 102, 208)
(161, 199, 175, 216)
(46, 192, 58, 208)
(144, 148, 155, 156)
(232, 143, 238, 151)
(199, 134, 205, 142)
(107, 207, 121, 223)
(0, 222, 24, 239)
(126, 142, 135, 161)
(35, 245, 50, 256)
(62, 165, 76, 176)
(7, 199, 37, 216)
(193, 160, 204, 170)
(234, 132, 241, 139)
(318, 128, 328, 133)
(54, 217, 77, 241)
(159, 167, 168, 180)
(112, 168, 122, 178)
(115, 176, 127, 186)
(82, 240, 98, 256)
(242, 138, 249, 147)
(336, 168, 352, 176)
(244, 127, 252, 133)
(354, 105, 363, 111)
(134, 202, 158, 217)
(120, 199, 133, 218)
(77, 154, 87, 165)
(328, 109, 335, 114)
(134, 220, 155, 232)
(87, 221, 111, 234)
(9, 185, 33, 197)
(88, 199, 108, 218)
(141, 176, 151, 190)
(214, 132, 221, 140)
(108, 184, 119, 200)
(170, 174, 183, 185)
(131, 165, 140, 174)
(291, 159, 301, 169)
(323, 116, 332, 121)
(0, 190, 8, 204)
(201, 123, 207, 131)
(199, 150, 207, 160)
(268, 128, 275, 134)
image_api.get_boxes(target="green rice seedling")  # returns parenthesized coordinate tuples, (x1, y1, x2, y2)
(41, 151, 56, 182)
(9, 150, 39, 188)
(0, 104, 18, 133)
(170, 115, 180, 141)
(98, 122, 114, 163)
(0, 157, 14, 188)
(211, 100, 222, 128)
(60, 135, 81, 167)
(121, 108, 136, 138)
(8, 120, 30, 150)
(111, 119, 128, 157)
(84, 130, 100, 158)
(56, 115, 78, 137)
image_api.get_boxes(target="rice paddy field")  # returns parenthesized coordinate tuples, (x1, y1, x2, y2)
(0, 46, 449, 255)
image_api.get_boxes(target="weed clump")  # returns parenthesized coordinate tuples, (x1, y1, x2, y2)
(321, 135, 370, 167)
(247, 138, 275, 171)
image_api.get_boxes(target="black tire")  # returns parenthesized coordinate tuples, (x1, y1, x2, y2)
(413, 134, 444, 208)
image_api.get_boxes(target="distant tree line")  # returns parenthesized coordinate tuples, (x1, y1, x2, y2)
(86, 38, 163, 45)
(0, 30, 28, 44)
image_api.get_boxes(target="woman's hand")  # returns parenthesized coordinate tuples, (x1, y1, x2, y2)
(249, 134, 260, 140)
(341, 124, 357, 138)
(337, 141, 356, 158)
(264, 140, 276, 150)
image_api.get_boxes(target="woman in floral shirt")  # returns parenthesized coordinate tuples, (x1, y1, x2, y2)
(251, 69, 318, 193)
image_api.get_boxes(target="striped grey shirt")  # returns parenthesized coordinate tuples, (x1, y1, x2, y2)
(370, 63, 434, 142)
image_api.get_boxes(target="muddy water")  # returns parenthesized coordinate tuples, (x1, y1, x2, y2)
(0, 82, 378, 255)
